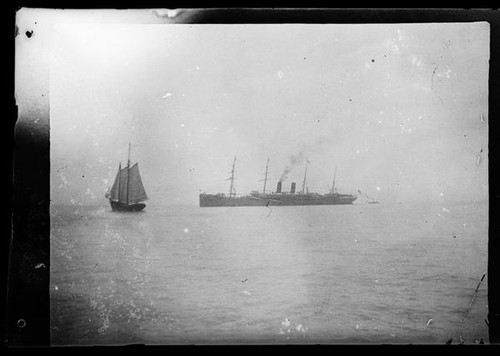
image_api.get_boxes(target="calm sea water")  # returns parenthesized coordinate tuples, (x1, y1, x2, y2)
(50, 200, 488, 345)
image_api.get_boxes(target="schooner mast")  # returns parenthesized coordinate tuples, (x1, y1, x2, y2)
(126, 142, 131, 205)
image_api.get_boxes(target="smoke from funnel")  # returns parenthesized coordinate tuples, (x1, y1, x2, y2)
(279, 151, 307, 183)
(278, 135, 333, 183)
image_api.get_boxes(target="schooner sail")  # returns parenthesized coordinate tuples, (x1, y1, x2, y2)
(105, 143, 148, 211)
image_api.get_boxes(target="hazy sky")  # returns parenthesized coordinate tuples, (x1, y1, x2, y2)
(46, 21, 489, 206)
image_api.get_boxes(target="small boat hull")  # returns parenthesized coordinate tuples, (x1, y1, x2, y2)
(110, 200, 146, 212)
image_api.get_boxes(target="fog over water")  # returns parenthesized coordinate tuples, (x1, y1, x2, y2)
(42, 21, 488, 207)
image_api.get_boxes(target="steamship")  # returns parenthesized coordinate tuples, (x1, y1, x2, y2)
(199, 157, 357, 207)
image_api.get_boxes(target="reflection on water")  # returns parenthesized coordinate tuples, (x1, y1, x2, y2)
(50, 201, 488, 344)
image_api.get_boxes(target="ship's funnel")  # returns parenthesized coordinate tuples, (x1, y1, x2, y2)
(276, 181, 282, 193)
(290, 182, 296, 194)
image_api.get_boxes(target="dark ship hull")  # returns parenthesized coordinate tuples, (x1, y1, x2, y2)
(110, 200, 146, 212)
(199, 193, 357, 207)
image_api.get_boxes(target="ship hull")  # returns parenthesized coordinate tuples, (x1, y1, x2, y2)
(110, 200, 146, 212)
(199, 194, 357, 207)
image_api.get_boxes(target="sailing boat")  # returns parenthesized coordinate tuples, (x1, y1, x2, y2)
(105, 143, 148, 212)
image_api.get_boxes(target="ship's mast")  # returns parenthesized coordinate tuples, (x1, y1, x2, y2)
(262, 157, 269, 195)
(332, 167, 337, 194)
(301, 160, 309, 194)
(126, 142, 131, 205)
(228, 156, 236, 197)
